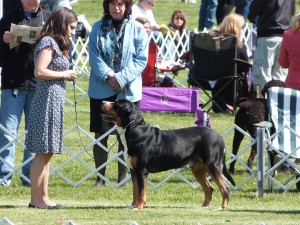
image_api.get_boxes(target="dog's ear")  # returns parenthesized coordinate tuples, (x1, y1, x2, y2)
(114, 100, 133, 119)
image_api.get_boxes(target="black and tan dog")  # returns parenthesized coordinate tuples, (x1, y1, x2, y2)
(101, 99, 235, 209)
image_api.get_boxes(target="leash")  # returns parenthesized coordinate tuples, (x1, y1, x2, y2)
(71, 64, 118, 159)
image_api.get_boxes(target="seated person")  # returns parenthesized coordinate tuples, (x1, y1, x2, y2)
(132, 0, 160, 32)
(159, 10, 188, 62)
(136, 17, 174, 87)
(209, 13, 250, 113)
(136, 17, 156, 86)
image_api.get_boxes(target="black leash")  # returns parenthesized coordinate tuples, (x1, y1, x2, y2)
(71, 66, 118, 159)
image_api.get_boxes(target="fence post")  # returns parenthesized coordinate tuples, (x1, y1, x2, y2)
(257, 127, 265, 198)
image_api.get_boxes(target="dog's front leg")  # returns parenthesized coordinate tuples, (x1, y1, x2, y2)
(136, 169, 148, 209)
(137, 174, 147, 209)
(130, 169, 139, 208)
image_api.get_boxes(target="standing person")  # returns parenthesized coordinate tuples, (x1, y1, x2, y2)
(39, 0, 76, 65)
(131, 0, 160, 32)
(26, 7, 77, 209)
(234, 0, 252, 22)
(40, 0, 71, 11)
(198, 0, 218, 32)
(0, 0, 50, 187)
(248, 0, 295, 94)
(3, 0, 21, 15)
(216, 0, 234, 25)
(278, 13, 300, 91)
(88, 0, 148, 187)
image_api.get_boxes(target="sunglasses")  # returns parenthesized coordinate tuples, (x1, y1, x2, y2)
(175, 17, 184, 21)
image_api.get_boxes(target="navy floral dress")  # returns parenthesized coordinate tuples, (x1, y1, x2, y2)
(25, 36, 69, 154)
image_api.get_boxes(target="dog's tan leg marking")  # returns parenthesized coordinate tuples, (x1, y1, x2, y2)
(137, 177, 147, 209)
(131, 173, 139, 208)
(130, 156, 138, 169)
(207, 170, 230, 209)
(192, 163, 213, 208)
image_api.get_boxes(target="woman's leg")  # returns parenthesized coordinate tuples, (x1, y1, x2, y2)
(30, 153, 54, 208)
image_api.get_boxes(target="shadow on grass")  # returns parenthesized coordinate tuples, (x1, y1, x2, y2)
(229, 209, 300, 214)
(0, 205, 16, 209)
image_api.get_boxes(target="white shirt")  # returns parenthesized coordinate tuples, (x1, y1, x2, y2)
(131, 3, 158, 27)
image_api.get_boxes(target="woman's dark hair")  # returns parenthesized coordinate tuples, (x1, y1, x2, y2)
(169, 10, 186, 34)
(103, 0, 133, 19)
(35, 7, 78, 57)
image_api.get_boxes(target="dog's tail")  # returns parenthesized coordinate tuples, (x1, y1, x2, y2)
(222, 155, 236, 186)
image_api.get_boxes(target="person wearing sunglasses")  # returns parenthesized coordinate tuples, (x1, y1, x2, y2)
(160, 10, 187, 62)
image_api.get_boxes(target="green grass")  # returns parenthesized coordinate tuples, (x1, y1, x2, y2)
(1, 1, 300, 224)
(72, 0, 202, 30)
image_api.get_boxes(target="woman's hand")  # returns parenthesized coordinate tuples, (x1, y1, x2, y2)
(108, 75, 121, 91)
(65, 69, 77, 81)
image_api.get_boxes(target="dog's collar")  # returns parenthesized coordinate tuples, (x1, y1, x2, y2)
(118, 120, 135, 135)
(124, 120, 135, 129)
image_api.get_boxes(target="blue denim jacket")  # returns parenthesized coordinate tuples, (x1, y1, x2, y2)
(88, 16, 149, 102)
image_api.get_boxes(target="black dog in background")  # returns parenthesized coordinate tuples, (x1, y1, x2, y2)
(229, 80, 286, 173)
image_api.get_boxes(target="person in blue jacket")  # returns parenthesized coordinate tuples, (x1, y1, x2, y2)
(88, 0, 148, 187)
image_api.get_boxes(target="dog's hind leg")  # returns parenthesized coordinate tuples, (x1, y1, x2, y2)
(247, 127, 258, 170)
(230, 129, 244, 173)
(207, 166, 230, 209)
(191, 162, 213, 208)
(247, 144, 257, 170)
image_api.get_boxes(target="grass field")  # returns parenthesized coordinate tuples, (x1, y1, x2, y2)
(0, 1, 300, 225)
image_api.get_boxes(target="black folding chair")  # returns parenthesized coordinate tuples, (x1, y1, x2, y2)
(188, 33, 247, 114)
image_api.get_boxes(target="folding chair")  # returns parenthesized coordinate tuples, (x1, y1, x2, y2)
(188, 33, 248, 113)
(142, 42, 185, 87)
(142, 42, 158, 87)
(265, 87, 300, 192)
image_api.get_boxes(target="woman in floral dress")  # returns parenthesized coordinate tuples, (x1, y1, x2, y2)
(25, 7, 77, 209)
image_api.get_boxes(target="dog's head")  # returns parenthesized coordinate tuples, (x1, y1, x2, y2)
(101, 99, 143, 128)
(261, 80, 286, 97)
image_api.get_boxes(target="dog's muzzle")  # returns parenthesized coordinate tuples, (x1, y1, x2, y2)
(101, 114, 116, 122)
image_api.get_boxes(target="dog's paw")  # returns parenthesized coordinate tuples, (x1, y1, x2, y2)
(130, 205, 138, 210)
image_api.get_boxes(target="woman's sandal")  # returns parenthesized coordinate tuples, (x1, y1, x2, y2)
(28, 203, 65, 209)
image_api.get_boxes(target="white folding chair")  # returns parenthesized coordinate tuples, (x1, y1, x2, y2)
(265, 87, 300, 192)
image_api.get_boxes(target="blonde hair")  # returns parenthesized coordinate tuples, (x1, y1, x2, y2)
(292, 13, 300, 32)
(218, 13, 245, 48)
